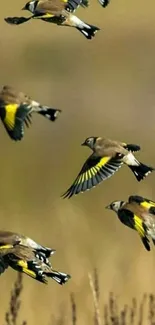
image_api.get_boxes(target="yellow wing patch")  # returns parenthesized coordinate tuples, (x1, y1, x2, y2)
(33, 13, 54, 19)
(22, 268, 36, 278)
(96, 156, 111, 169)
(76, 156, 111, 184)
(4, 104, 18, 130)
(0, 244, 13, 250)
(140, 200, 155, 210)
(17, 260, 28, 268)
(134, 215, 145, 237)
(17, 260, 36, 278)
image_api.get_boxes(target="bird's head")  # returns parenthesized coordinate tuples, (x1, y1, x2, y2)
(22, 1, 36, 13)
(81, 137, 98, 150)
(105, 200, 124, 213)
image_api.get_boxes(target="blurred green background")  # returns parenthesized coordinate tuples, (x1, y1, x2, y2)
(0, 0, 155, 323)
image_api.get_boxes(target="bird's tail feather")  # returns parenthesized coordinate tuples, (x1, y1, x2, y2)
(38, 107, 61, 121)
(128, 163, 154, 181)
(46, 270, 71, 285)
(98, 0, 109, 7)
(76, 24, 100, 39)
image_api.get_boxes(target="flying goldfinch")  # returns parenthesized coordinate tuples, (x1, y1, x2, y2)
(106, 195, 155, 251)
(62, 137, 154, 198)
(0, 85, 61, 141)
(0, 231, 71, 284)
(0, 230, 55, 262)
(5, 0, 99, 40)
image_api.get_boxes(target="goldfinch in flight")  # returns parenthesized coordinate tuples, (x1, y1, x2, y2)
(5, 0, 100, 40)
(0, 85, 61, 141)
(106, 195, 155, 251)
(62, 137, 154, 198)
(0, 230, 71, 284)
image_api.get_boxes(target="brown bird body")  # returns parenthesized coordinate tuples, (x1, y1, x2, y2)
(62, 136, 154, 198)
(90, 137, 130, 157)
(0, 85, 61, 141)
(5, 0, 99, 39)
(0, 230, 54, 258)
(106, 195, 155, 251)
(0, 231, 71, 284)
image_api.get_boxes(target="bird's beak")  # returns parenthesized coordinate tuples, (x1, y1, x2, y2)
(81, 142, 86, 146)
(105, 205, 111, 210)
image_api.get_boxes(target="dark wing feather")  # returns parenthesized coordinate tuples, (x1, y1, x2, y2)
(62, 154, 123, 198)
(118, 208, 150, 251)
(65, 0, 88, 12)
(0, 257, 9, 275)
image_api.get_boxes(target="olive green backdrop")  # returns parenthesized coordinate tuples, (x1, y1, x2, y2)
(0, 0, 155, 323)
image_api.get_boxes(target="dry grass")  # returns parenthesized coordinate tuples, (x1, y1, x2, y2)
(4, 271, 155, 325)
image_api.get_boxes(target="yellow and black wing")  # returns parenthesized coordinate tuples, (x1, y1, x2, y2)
(118, 208, 150, 251)
(62, 154, 123, 198)
(0, 103, 32, 141)
(7, 248, 48, 284)
(129, 195, 155, 214)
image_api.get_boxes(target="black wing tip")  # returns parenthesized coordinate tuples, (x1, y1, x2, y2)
(4, 16, 26, 25)
(142, 236, 150, 251)
(61, 189, 74, 199)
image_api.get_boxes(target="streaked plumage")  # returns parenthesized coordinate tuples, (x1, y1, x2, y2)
(62, 137, 154, 198)
(0, 85, 61, 141)
(0, 231, 71, 284)
(106, 195, 155, 251)
(5, 0, 99, 40)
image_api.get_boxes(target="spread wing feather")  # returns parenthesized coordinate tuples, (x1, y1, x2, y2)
(62, 155, 123, 198)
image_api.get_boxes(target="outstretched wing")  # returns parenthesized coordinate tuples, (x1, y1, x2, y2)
(4, 16, 32, 25)
(62, 154, 123, 198)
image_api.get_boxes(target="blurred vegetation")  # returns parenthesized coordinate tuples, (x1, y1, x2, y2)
(1, 0, 155, 324)
(4, 272, 155, 325)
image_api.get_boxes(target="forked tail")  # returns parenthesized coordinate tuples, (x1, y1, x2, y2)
(38, 107, 61, 121)
(76, 23, 100, 39)
(128, 163, 154, 181)
(46, 270, 71, 285)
